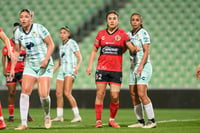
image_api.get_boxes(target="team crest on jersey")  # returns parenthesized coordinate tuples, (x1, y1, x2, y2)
(101, 36, 105, 40)
(32, 31, 37, 37)
(115, 35, 121, 41)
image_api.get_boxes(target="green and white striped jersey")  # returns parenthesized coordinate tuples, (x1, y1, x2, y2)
(127, 28, 151, 64)
(59, 39, 79, 72)
(14, 23, 53, 67)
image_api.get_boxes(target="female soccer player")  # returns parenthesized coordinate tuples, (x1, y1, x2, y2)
(10, 9, 54, 130)
(127, 13, 156, 128)
(2, 22, 33, 122)
(0, 27, 11, 130)
(52, 26, 82, 123)
(87, 10, 140, 128)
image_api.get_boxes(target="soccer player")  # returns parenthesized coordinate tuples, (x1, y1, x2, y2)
(196, 64, 200, 80)
(2, 22, 33, 122)
(127, 13, 156, 128)
(10, 9, 54, 130)
(52, 26, 82, 123)
(87, 10, 140, 128)
(0, 27, 11, 130)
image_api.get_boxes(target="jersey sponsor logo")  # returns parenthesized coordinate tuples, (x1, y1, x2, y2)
(26, 42, 34, 50)
(115, 35, 121, 41)
(61, 52, 65, 58)
(101, 46, 122, 55)
(101, 36, 105, 40)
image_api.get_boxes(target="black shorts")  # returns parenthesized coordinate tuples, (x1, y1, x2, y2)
(6, 71, 23, 85)
(95, 70, 122, 86)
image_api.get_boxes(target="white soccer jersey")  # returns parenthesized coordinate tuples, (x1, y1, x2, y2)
(127, 28, 151, 64)
(59, 39, 79, 72)
(14, 23, 53, 67)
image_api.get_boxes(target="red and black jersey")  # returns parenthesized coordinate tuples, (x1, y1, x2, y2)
(2, 39, 26, 73)
(94, 28, 130, 72)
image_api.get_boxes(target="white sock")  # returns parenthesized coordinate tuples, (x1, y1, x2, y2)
(40, 96, 51, 116)
(134, 103, 144, 120)
(72, 107, 79, 117)
(144, 102, 155, 120)
(0, 117, 4, 120)
(20, 93, 29, 126)
(57, 108, 63, 117)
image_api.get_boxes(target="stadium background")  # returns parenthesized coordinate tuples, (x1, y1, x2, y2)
(0, 0, 199, 108)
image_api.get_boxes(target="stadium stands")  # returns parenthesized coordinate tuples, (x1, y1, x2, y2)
(0, 0, 199, 89)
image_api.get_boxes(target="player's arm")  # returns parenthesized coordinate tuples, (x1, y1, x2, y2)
(196, 63, 200, 80)
(10, 43, 21, 79)
(2, 53, 7, 76)
(126, 41, 140, 54)
(53, 59, 61, 74)
(74, 51, 82, 75)
(41, 35, 55, 68)
(0, 31, 11, 58)
(137, 44, 149, 75)
(87, 46, 98, 76)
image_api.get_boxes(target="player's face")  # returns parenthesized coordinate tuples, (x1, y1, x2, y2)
(130, 15, 143, 30)
(60, 29, 70, 42)
(20, 11, 32, 29)
(106, 13, 119, 29)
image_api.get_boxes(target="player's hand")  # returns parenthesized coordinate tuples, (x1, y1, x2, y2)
(135, 46, 140, 52)
(40, 59, 49, 68)
(196, 64, 200, 80)
(9, 69, 15, 81)
(73, 66, 79, 75)
(136, 64, 143, 76)
(86, 66, 92, 76)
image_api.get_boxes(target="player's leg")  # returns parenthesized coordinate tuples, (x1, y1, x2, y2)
(7, 83, 16, 122)
(63, 76, 81, 122)
(0, 101, 6, 129)
(137, 84, 156, 128)
(109, 84, 120, 128)
(18, 73, 33, 122)
(128, 85, 145, 128)
(38, 76, 51, 129)
(15, 75, 36, 130)
(52, 79, 64, 122)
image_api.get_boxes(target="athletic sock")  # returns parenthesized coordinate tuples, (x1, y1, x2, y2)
(144, 102, 155, 120)
(8, 104, 14, 116)
(40, 96, 51, 116)
(20, 93, 29, 126)
(134, 103, 144, 120)
(95, 104, 103, 121)
(72, 107, 79, 117)
(57, 107, 63, 117)
(109, 102, 119, 120)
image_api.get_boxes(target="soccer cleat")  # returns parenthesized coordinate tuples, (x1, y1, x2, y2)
(143, 121, 156, 128)
(128, 122, 144, 128)
(52, 116, 64, 122)
(8, 116, 14, 122)
(108, 120, 120, 128)
(44, 115, 51, 129)
(27, 114, 34, 122)
(14, 125, 28, 130)
(71, 115, 82, 123)
(0, 119, 6, 129)
(95, 120, 102, 128)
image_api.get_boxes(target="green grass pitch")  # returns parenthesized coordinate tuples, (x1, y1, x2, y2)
(2, 108, 200, 133)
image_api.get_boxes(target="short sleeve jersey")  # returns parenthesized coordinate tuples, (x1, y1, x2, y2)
(59, 39, 79, 71)
(2, 39, 26, 72)
(94, 28, 130, 72)
(127, 28, 151, 64)
(14, 23, 53, 67)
